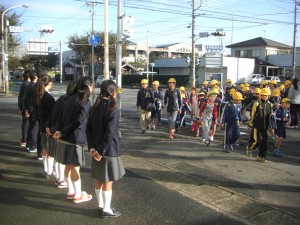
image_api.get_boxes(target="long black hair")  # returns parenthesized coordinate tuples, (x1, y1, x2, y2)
(76, 77, 93, 105)
(292, 78, 299, 91)
(66, 81, 78, 96)
(92, 80, 117, 111)
(36, 75, 52, 105)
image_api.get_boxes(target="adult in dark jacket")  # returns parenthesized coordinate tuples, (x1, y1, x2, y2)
(163, 78, 182, 139)
(53, 77, 93, 204)
(36, 75, 55, 177)
(136, 79, 154, 134)
(24, 67, 48, 158)
(24, 71, 39, 153)
(18, 70, 31, 147)
(86, 80, 125, 218)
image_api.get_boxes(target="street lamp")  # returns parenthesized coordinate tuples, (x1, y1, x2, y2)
(1, 4, 29, 93)
(130, 16, 149, 81)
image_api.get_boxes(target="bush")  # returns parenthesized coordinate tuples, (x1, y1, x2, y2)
(122, 74, 190, 87)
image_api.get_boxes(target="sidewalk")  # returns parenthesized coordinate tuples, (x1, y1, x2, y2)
(120, 110, 300, 225)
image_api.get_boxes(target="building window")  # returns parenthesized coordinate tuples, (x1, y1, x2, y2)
(252, 49, 261, 57)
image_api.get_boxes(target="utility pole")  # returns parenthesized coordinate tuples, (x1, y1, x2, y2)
(91, 1, 95, 82)
(292, 0, 298, 79)
(191, 0, 196, 87)
(104, 0, 109, 80)
(116, 0, 123, 117)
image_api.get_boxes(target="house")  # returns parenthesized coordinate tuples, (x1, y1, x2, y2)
(154, 56, 255, 85)
(225, 37, 292, 76)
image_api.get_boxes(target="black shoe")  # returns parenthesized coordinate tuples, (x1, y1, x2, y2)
(102, 210, 121, 218)
(141, 130, 146, 134)
(97, 207, 103, 215)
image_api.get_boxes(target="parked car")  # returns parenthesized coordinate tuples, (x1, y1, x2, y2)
(244, 74, 265, 86)
(264, 76, 281, 83)
(96, 75, 116, 87)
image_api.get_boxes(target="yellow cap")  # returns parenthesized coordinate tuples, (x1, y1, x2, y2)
(232, 92, 244, 101)
(229, 89, 236, 95)
(203, 80, 208, 85)
(284, 80, 291, 86)
(207, 91, 217, 97)
(242, 86, 250, 92)
(198, 92, 205, 95)
(217, 80, 221, 85)
(210, 80, 217, 85)
(181, 93, 187, 99)
(211, 87, 220, 94)
(141, 79, 148, 84)
(282, 98, 292, 104)
(179, 86, 185, 91)
(244, 83, 250, 87)
(260, 88, 271, 96)
(272, 88, 281, 97)
(240, 84, 245, 88)
(253, 88, 261, 94)
(152, 80, 159, 85)
(260, 80, 266, 85)
(269, 80, 277, 85)
(279, 84, 285, 91)
(168, 78, 176, 83)
(226, 79, 232, 83)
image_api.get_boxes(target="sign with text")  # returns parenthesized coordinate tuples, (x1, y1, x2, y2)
(9, 26, 24, 33)
(205, 53, 222, 68)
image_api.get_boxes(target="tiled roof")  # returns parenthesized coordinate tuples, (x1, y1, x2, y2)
(155, 43, 180, 48)
(226, 37, 291, 49)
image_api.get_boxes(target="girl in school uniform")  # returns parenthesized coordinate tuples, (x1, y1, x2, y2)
(86, 80, 125, 218)
(36, 75, 55, 177)
(53, 77, 93, 203)
(47, 81, 78, 188)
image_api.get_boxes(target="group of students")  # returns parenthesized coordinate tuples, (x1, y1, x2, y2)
(136, 77, 295, 163)
(18, 69, 124, 218)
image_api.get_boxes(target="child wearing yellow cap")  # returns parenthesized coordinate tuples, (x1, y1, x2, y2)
(273, 98, 292, 156)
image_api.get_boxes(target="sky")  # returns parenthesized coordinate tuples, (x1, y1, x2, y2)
(2, 0, 298, 53)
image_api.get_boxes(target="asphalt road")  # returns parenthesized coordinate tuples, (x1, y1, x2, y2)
(2, 81, 299, 225)
(0, 84, 244, 225)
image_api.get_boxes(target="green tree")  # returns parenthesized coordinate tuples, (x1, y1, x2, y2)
(8, 55, 21, 71)
(20, 54, 58, 70)
(67, 31, 128, 69)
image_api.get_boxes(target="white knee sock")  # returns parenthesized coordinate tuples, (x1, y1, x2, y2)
(102, 190, 113, 214)
(42, 156, 47, 172)
(47, 157, 54, 175)
(95, 189, 103, 208)
(59, 163, 65, 182)
(73, 179, 82, 198)
(54, 161, 59, 180)
(66, 177, 75, 195)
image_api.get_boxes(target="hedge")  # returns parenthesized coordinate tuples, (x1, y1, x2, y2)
(122, 74, 190, 87)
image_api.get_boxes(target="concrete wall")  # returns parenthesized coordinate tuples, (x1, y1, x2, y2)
(223, 57, 255, 84)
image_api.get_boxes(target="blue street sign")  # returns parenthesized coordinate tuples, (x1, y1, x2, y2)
(88, 34, 101, 46)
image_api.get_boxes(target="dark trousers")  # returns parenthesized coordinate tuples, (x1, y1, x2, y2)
(248, 128, 268, 158)
(290, 104, 300, 126)
(27, 117, 42, 157)
(176, 111, 187, 128)
(224, 123, 240, 145)
(21, 112, 29, 143)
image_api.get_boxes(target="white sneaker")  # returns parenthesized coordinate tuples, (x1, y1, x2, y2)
(209, 136, 214, 141)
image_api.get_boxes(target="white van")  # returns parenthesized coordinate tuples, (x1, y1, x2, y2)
(136, 71, 157, 76)
(244, 74, 265, 86)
